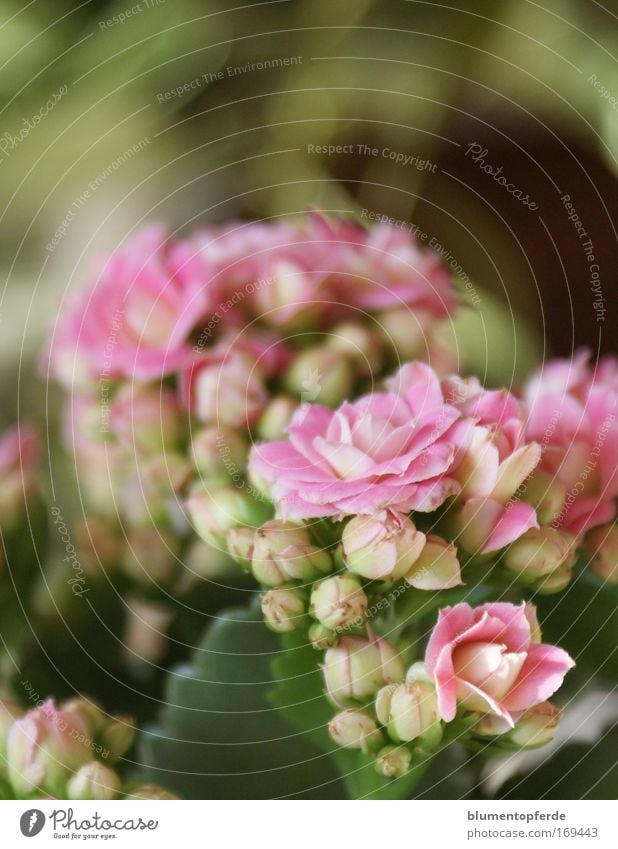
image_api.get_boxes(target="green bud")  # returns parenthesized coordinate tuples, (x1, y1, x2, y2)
(67, 761, 120, 800)
(323, 634, 405, 705)
(252, 520, 332, 586)
(308, 622, 338, 650)
(99, 718, 135, 762)
(509, 702, 561, 748)
(127, 783, 179, 799)
(260, 586, 308, 634)
(328, 709, 383, 753)
(375, 681, 442, 748)
(309, 574, 368, 631)
(191, 427, 248, 478)
(327, 322, 384, 377)
(256, 396, 298, 441)
(226, 526, 256, 569)
(187, 483, 271, 549)
(521, 474, 567, 525)
(585, 522, 618, 584)
(284, 346, 355, 407)
(374, 744, 412, 778)
(342, 511, 425, 581)
(504, 527, 577, 584)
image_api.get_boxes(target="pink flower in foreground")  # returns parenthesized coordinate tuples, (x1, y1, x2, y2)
(425, 602, 574, 726)
(249, 361, 467, 520)
(44, 225, 213, 385)
(444, 375, 541, 554)
(524, 350, 618, 534)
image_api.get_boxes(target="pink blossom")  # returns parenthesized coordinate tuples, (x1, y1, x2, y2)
(425, 602, 574, 725)
(44, 225, 213, 385)
(524, 351, 618, 534)
(444, 375, 541, 553)
(249, 361, 467, 519)
(0, 423, 38, 525)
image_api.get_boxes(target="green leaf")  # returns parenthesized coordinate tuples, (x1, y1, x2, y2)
(137, 605, 344, 799)
(269, 632, 429, 799)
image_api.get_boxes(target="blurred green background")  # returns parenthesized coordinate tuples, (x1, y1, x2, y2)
(1, 0, 617, 423)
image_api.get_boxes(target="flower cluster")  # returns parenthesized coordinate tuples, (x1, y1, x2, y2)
(0, 697, 175, 800)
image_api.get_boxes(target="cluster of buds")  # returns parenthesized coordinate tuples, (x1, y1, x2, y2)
(0, 697, 176, 800)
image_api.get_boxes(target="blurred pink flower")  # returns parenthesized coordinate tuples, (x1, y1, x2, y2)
(524, 350, 618, 534)
(0, 423, 38, 525)
(425, 601, 574, 725)
(249, 361, 467, 519)
(43, 225, 213, 385)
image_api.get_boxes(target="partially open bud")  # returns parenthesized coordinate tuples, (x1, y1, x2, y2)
(521, 473, 567, 525)
(328, 709, 382, 753)
(327, 322, 384, 377)
(67, 761, 120, 800)
(342, 511, 425, 582)
(187, 482, 271, 549)
(504, 527, 577, 586)
(308, 622, 338, 650)
(251, 520, 332, 586)
(310, 574, 368, 631)
(323, 634, 405, 705)
(7, 699, 93, 797)
(256, 396, 298, 441)
(375, 681, 442, 748)
(510, 702, 562, 748)
(585, 522, 618, 584)
(109, 384, 180, 456)
(404, 535, 462, 590)
(226, 526, 256, 569)
(374, 744, 412, 778)
(260, 586, 307, 634)
(58, 698, 105, 737)
(284, 346, 354, 408)
(191, 427, 248, 478)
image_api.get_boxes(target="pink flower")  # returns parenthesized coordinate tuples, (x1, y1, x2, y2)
(444, 375, 541, 553)
(425, 602, 574, 725)
(306, 213, 458, 316)
(249, 361, 467, 519)
(44, 225, 213, 385)
(524, 351, 618, 534)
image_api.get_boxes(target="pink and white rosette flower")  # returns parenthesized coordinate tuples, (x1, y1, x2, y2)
(425, 601, 574, 726)
(444, 375, 542, 553)
(249, 361, 468, 520)
(44, 225, 213, 386)
(523, 350, 618, 535)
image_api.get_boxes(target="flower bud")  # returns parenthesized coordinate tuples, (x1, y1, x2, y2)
(256, 396, 298, 441)
(284, 346, 354, 408)
(73, 516, 121, 577)
(189, 351, 267, 428)
(187, 483, 271, 549)
(128, 783, 178, 799)
(342, 511, 425, 582)
(109, 384, 180, 455)
(377, 308, 429, 361)
(308, 622, 338, 650)
(323, 634, 405, 705)
(534, 567, 573, 595)
(328, 709, 382, 753)
(7, 699, 92, 796)
(509, 702, 561, 748)
(251, 520, 332, 586)
(310, 574, 368, 631)
(121, 452, 192, 528)
(226, 526, 256, 569)
(0, 701, 23, 759)
(521, 473, 567, 525)
(374, 744, 412, 778)
(99, 719, 135, 762)
(504, 527, 577, 583)
(404, 535, 462, 590)
(191, 427, 248, 478)
(585, 522, 618, 584)
(327, 322, 384, 377)
(181, 537, 239, 584)
(123, 597, 173, 664)
(375, 681, 442, 747)
(121, 527, 178, 585)
(58, 698, 105, 736)
(67, 761, 120, 800)
(260, 586, 307, 634)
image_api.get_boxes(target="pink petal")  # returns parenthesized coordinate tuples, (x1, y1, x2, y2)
(482, 501, 539, 553)
(502, 643, 575, 711)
